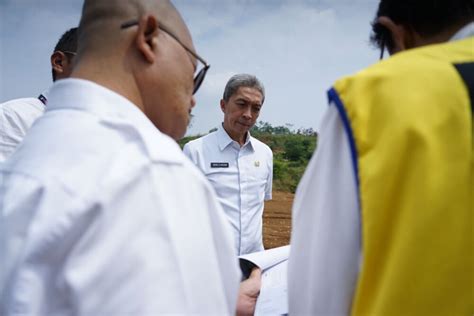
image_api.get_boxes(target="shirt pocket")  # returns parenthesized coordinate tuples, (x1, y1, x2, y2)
(248, 164, 269, 182)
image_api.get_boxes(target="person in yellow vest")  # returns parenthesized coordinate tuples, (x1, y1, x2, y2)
(288, 0, 473, 315)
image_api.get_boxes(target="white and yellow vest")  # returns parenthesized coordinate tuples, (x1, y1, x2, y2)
(329, 37, 473, 315)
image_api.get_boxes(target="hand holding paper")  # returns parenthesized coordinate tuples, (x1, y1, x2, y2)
(239, 245, 290, 315)
(236, 267, 262, 316)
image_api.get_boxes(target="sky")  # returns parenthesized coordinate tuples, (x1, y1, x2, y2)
(0, 0, 380, 136)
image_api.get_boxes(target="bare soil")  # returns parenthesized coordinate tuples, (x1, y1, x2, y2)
(263, 191, 294, 249)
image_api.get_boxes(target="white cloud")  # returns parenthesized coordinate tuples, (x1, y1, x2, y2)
(200, 71, 236, 96)
(0, 0, 81, 100)
(182, 1, 380, 135)
(1, 0, 381, 136)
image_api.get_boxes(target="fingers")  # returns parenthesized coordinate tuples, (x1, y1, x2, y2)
(249, 267, 262, 279)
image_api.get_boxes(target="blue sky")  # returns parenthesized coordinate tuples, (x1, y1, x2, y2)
(0, 0, 380, 135)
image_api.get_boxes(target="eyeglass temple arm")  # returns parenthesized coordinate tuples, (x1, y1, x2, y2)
(120, 20, 209, 67)
(379, 37, 385, 60)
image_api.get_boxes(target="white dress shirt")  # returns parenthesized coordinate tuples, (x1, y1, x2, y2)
(183, 124, 273, 255)
(0, 95, 46, 162)
(0, 79, 240, 315)
(288, 23, 474, 315)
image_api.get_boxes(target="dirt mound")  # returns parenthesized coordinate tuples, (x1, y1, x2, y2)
(263, 191, 293, 249)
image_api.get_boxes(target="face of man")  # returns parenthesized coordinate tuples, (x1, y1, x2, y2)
(220, 86, 263, 144)
(140, 21, 197, 140)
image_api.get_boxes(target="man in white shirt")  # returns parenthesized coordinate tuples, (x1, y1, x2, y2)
(0, 0, 252, 314)
(184, 74, 273, 255)
(288, 0, 474, 315)
(0, 27, 77, 162)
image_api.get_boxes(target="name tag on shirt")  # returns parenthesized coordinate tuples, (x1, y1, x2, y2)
(211, 162, 229, 168)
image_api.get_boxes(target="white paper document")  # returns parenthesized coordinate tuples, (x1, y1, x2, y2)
(239, 245, 290, 316)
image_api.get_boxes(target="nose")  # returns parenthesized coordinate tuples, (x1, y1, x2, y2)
(190, 96, 196, 109)
(242, 106, 252, 119)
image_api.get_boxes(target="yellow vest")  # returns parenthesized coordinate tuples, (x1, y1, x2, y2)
(330, 37, 474, 315)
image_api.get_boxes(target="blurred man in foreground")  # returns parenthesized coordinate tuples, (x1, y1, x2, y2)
(289, 0, 473, 315)
(0, 0, 249, 314)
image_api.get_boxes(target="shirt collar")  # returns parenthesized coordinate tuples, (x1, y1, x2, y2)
(37, 87, 51, 106)
(40, 87, 51, 100)
(46, 78, 184, 164)
(450, 21, 474, 42)
(217, 123, 255, 152)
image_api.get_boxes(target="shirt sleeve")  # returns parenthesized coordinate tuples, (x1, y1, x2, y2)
(0, 99, 44, 162)
(0, 173, 93, 312)
(0, 106, 27, 162)
(0, 173, 46, 299)
(264, 150, 273, 200)
(288, 102, 361, 315)
(182, 142, 194, 162)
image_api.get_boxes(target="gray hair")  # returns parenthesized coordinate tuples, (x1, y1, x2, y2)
(223, 74, 265, 103)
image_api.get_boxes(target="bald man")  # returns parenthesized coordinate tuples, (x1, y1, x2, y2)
(0, 1, 246, 314)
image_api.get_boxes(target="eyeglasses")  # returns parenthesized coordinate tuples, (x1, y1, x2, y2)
(121, 20, 210, 95)
(379, 37, 385, 60)
(375, 22, 387, 60)
(61, 51, 77, 59)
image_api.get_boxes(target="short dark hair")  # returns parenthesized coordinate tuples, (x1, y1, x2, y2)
(370, 0, 474, 51)
(52, 27, 78, 81)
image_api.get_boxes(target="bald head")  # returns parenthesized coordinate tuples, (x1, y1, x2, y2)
(77, 0, 190, 58)
(72, 0, 199, 140)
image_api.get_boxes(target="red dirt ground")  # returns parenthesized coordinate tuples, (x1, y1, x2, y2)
(263, 191, 294, 249)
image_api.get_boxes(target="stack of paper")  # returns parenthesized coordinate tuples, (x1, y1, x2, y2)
(239, 245, 290, 316)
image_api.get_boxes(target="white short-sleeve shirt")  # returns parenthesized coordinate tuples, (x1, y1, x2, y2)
(0, 79, 240, 315)
(183, 124, 273, 255)
(0, 95, 46, 162)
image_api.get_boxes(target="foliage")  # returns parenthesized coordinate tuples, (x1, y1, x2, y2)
(178, 135, 201, 148)
(268, 134, 316, 192)
(251, 121, 317, 137)
(179, 121, 318, 193)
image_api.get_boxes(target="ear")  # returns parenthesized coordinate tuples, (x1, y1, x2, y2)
(377, 16, 416, 54)
(51, 51, 67, 75)
(220, 99, 226, 113)
(135, 15, 159, 64)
